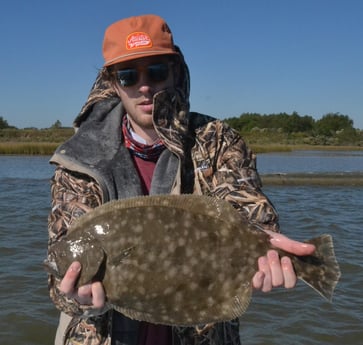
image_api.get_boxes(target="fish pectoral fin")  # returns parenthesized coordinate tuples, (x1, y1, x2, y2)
(109, 246, 136, 266)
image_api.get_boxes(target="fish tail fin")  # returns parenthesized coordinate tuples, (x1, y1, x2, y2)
(292, 234, 341, 301)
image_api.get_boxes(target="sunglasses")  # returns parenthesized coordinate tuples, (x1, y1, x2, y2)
(116, 63, 170, 87)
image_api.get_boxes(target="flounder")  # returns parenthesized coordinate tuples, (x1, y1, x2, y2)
(45, 194, 341, 326)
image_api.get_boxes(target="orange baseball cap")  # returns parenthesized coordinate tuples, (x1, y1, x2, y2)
(102, 14, 179, 67)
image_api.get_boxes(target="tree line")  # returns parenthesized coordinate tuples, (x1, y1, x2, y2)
(224, 112, 358, 134)
(1, 112, 362, 146)
(0, 116, 12, 129)
(0, 117, 64, 130)
(224, 112, 362, 144)
(1, 112, 359, 133)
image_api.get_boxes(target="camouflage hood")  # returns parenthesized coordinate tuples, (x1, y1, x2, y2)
(73, 45, 190, 129)
(50, 44, 210, 201)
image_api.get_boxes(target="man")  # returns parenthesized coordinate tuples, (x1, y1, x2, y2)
(48, 14, 315, 345)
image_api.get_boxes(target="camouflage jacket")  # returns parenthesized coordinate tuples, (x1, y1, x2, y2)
(48, 88, 280, 345)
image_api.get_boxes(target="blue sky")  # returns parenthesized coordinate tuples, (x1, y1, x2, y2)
(1, 0, 362, 129)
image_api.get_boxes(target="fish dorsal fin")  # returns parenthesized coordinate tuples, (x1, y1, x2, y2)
(70, 195, 243, 233)
(106, 194, 242, 223)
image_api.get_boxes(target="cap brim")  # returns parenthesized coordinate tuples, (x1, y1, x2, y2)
(104, 50, 178, 67)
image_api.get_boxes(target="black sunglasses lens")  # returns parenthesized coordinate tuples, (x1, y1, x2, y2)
(117, 69, 138, 87)
(148, 64, 169, 82)
(117, 63, 169, 87)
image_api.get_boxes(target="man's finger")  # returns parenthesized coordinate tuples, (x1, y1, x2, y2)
(264, 230, 316, 256)
(92, 282, 106, 309)
(257, 256, 272, 292)
(59, 261, 81, 294)
(267, 250, 284, 287)
(78, 284, 92, 298)
(281, 256, 297, 289)
(252, 271, 265, 290)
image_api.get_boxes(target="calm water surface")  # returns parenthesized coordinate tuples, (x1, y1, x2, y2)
(257, 150, 363, 173)
(0, 154, 362, 345)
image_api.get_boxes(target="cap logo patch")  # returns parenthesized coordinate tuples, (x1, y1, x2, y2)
(126, 32, 153, 50)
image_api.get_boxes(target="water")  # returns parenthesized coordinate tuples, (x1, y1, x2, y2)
(257, 150, 363, 174)
(0, 153, 362, 345)
(0, 156, 57, 345)
(239, 185, 363, 345)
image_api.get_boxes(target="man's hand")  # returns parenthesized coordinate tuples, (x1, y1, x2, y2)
(252, 230, 316, 292)
(59, 261, 105, 309)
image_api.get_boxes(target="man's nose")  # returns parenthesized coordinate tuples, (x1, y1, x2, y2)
(137, 73, 154, 94)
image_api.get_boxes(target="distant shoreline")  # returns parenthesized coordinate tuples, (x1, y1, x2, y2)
(0, 141, 362, 155)
(261, 172, 363, 186)
(1, 125, 362, 155)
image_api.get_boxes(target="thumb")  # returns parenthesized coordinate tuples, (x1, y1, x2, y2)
(264, 230, 316, 256)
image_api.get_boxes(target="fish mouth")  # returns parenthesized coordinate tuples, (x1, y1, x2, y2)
(43, 255, 60, 277)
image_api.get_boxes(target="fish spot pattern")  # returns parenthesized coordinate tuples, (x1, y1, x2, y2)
(47, 195, 340, 326)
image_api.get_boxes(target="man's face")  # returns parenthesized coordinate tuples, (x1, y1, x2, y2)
(113, 55, 175, 132)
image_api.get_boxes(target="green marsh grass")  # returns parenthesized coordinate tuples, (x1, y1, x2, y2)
(0, 142, 59, 155)
(1, 141, 361, 156)
(0, 126, 362, 155)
